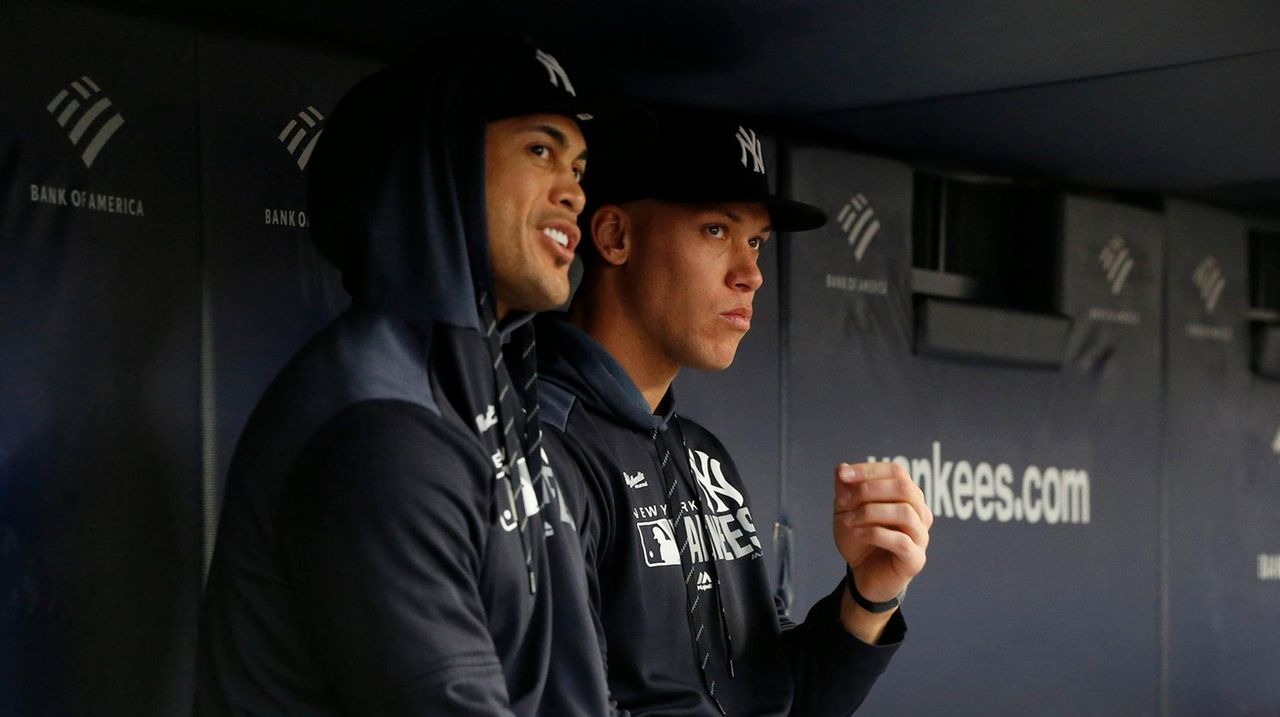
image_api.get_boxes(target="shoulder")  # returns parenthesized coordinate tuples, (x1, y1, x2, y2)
(289, 399, 490, 507)
(538, 379, 578, 432)
(675, 414, 730, 454)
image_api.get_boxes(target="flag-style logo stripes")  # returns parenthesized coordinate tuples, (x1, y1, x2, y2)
(836, 193, 880, 261)
(1098, 236, 1135, 295)
(46, 76, 124, 169)
(1192, 256, 1227, 315)
(279, 106, 325, 170)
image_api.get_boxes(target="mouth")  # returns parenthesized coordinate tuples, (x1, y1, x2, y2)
(538, 221, 581, 256)
(719, 307, 753, 331)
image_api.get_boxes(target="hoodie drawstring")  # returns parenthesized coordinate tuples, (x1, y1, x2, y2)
(653, 417, 735, 714)
(478, 292, 542, 594)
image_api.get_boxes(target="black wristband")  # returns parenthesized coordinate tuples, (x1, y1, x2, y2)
(845, 565, 902, 614)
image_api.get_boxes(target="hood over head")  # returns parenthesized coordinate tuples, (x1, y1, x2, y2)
(307, 36, 643, 331)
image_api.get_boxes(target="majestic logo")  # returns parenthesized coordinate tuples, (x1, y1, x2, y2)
(696, 571, 713, 591)
(623, 470, 648, 489)
(735, 126, 765, 174)
(637, 519, 680, 567)
(836, 193, 881, 262)
(46, 75, 125, 168)
(475, 405, 498, 433)
(534, 49, 576, 96)
(1098, 236, 1135, 295)
(278, 106, 326, 170)
(1192, 256, 1227, 315)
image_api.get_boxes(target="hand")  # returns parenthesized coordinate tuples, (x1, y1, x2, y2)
(832, 462, 932, 604)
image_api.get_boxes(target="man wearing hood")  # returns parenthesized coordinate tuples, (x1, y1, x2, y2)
(196, 38, 638, 715)
(537, 111, 932, 715)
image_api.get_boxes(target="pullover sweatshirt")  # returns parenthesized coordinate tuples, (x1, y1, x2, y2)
(537, 315, 905, 716)
(195, 40, 611, 716)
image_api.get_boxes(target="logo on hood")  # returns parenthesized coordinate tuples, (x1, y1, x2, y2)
(836, 193, 880, 262)
(735, 126, 765, 174)
(1193, 256, 1227, 315)
(46, 75, 125, 169)
(1098, 236, 1135, 295)
(278, 106, 326, 171)
(623, 470, 648, 489)
(534, 49, 576, 96)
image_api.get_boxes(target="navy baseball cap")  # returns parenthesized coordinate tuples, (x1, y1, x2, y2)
(487, 39, 654, 155)
(585, 108, 828, 232)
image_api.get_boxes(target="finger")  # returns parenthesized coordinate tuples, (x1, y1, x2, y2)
(846, 471, 931, 527)
(851, 525, 927, 575)
(835, 461, 901, 486)
(836, 502, 930, 549)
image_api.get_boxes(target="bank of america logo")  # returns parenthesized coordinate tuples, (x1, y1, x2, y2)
(1192, 256, 1226, 314)
(735, 126, 765, 174)
(46, 76, 125, 169)
(837, 193, 880, 261)
(534, 49, 576, 96)
(1098, 235, 1135, 295)
(278, 107, 325, 170)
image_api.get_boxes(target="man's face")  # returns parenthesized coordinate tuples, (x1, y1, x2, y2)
(485, 113, 587, 316)
(618, 200, 770, 371)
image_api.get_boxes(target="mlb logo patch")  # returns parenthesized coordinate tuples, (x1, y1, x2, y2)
(636, 519, 680, 567)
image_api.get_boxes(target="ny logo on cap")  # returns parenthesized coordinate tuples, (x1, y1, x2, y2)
(736, 126, 765, 174)
(535, 49, 576, 97)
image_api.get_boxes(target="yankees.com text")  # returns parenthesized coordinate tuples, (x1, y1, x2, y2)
(869, 441, 1091, 525)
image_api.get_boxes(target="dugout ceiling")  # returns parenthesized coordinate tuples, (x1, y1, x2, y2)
(113, 0, 1280, 218)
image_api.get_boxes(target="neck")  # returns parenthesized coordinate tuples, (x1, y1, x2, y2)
(569, 281, 678, 413)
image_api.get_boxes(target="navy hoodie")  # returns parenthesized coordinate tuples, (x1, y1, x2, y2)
(195, 40, 610, 716)
(537, 315, 905, 716)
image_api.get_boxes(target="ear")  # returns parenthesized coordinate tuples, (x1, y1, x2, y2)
(589, 205, 631, 266)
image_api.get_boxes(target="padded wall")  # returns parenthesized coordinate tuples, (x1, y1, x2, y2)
(780, 142, 1165, 714)
(0, 2, 201, 714)
(1163, 200, 1280, 712)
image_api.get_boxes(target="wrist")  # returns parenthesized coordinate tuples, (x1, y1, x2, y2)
(845, 565, 905, 614)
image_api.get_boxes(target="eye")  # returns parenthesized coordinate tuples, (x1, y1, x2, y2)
(748, 236, 763, 250)
(530, 143, 551, 159)
(705, 224, 727, 239)
(572, 165, 585, 182)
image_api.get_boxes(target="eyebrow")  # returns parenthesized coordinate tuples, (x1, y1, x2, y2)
(528, 123, 589, 162)
(720, 209, 772, 235)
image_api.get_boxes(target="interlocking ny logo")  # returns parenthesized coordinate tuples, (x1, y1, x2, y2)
(836, 193, 881, 262)
(735, 126, 765, 174)
(46, 76, 125, 168)
(1192, 256, 1227, 314)
(534, 49, 576, 96)
(1098, 236, 1135, 295)
(278, 106, 326, 170)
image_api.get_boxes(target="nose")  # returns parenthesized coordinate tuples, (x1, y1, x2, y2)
(729, 246, 764, 293)
(552, 167, 586, 215)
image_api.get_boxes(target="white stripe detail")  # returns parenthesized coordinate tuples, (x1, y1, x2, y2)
(69, 98, 113, 145)
(47, 89, 70, 114)
(81, 76, 100, 92)
(297, 128, 323, 170)
(57, 100, 81, 127)
(278, 119, 298, 142)
(72, 81, 90, 98)
(81, 114, 124, 168)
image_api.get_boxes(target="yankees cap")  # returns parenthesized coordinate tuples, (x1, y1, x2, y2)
(487, 39, 654, 155)
(585, 108, 828, 232)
